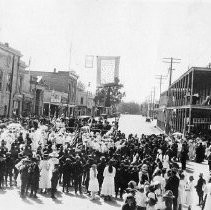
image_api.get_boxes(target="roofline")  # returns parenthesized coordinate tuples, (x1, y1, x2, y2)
(26, 70, 79, 79)
(170, 66, 211, 87)
(161, 66, 211, 94)
(0, 42, 22, 57)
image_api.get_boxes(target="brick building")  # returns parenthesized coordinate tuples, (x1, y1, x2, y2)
(0, 43, 25, 117)
(28, 69, 78, 117)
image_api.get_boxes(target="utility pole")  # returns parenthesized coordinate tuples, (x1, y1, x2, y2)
(152, 87, 155, 120)
(155, 75, 167, 96)
(163, 57, 181, 134)
(163, 57, 181, 87)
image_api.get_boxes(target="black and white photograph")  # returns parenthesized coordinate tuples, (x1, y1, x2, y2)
(0, 0, 211, 210)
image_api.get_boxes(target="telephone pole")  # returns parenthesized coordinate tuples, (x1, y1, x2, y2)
(155, 75, 167, 95)
(163, 57, 181, 87)
(152, 87, 155, 120)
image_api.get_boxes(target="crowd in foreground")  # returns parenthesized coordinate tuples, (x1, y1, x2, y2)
(0, 117, 210, 210)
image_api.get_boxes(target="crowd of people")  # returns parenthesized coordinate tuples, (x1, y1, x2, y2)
(0, 116, 210, 210)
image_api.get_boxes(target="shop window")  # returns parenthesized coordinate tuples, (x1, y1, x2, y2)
(6, 73, 12, 92)
(19, 76, 23, 93)
(0, 70, 3, 91)
(80, 97, 84, 105)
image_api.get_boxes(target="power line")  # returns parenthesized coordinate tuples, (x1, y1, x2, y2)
(155, 74, 167, 96)
(163, 57, 181, 87)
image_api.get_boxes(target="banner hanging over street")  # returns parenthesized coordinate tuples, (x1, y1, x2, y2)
(96, 56, 120, 86)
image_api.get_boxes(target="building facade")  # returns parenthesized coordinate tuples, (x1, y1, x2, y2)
(0, 43, 24, 117)
(28, 69, 78, 117)
(21, 71, 47, 117)
(157, 67, 211, 134)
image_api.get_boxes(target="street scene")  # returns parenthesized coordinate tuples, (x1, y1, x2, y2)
(0, 0, 211, 210)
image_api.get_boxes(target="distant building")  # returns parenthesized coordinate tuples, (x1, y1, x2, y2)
(27, 69, 78, 117)
(75, 81, 94, 116)
(21, 71, 47, 117)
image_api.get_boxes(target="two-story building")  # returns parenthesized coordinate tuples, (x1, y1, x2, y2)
(28, 69, 78, 117)
(0, 42, 25, 117)
(158, 66, 211, 134)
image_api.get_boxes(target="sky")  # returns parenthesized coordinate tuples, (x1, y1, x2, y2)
(0, 0, 211, 103)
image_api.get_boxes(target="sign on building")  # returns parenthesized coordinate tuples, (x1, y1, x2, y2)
(96, 56, 120, 86)
(51, 92, 61, 103)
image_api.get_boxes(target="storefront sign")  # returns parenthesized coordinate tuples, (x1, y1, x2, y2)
(51, 93, 61, 103)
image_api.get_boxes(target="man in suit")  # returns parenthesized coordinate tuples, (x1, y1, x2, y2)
(165, 169, 180, 210)
(72, 156, 83, 195)
(51, 163, 60, 199)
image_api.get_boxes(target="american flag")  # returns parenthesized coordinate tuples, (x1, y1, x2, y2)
(76, 132, 83, 150)
(69, 130, 79, 147)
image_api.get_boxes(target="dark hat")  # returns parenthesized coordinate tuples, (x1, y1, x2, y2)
(125, 193, 134, 199)
(163, 190, 175, 198)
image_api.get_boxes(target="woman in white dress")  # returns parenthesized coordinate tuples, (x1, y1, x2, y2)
(163, 151, 170, 170)
(185, 176, 194, 210)
(88, 164, 99, 200)
(39, 153, 51, 193)
(203, 177, 211, 210)
(178, 174, 186, 210)
(101, 161, 116, 201)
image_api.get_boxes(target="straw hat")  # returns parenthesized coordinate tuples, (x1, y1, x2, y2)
(49, 151, 59, 158)
(163, 190, 175, 198)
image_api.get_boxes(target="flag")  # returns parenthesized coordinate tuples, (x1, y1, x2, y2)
(70, 130, 79, 147)
(85, 55, 94, 68)
(76, 135, 83, 150)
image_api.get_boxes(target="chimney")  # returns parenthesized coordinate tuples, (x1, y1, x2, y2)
(53, 68, 56, 73)
(4, 42, 9, 47)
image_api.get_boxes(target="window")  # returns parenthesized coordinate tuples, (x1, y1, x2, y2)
(19, 76, 23, 93)
(6, 73, 12, 92)
(0, 70, 3, 91)
(80, 97, 84, 105)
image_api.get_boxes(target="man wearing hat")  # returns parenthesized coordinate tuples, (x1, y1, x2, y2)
(5, 152, 14, 187)
(165, 169, 179, 210)
(62, 158, 72, 193)
(51, 163, 60, 199)
(97, 156, 106, 193)
(0, 153, 6, 189)
(20, 158, 31, 197)
(28, 157, 40, 198)
(195, 173, 206, 206)
(72, 155, 83, 195)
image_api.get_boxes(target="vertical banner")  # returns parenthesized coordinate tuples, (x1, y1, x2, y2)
(96, 56, 120, 87)
(85, 55, 94, 68)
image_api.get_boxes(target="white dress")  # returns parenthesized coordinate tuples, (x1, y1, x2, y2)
(88, 169, 99, 192)
(163, 155, 170, 169)
(204, 183, 211, 210)
(178, 179, 186, 205)
(185, 181, 194, 206)
(101, 166, 116, 196)
(39, 160, 51, 189)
